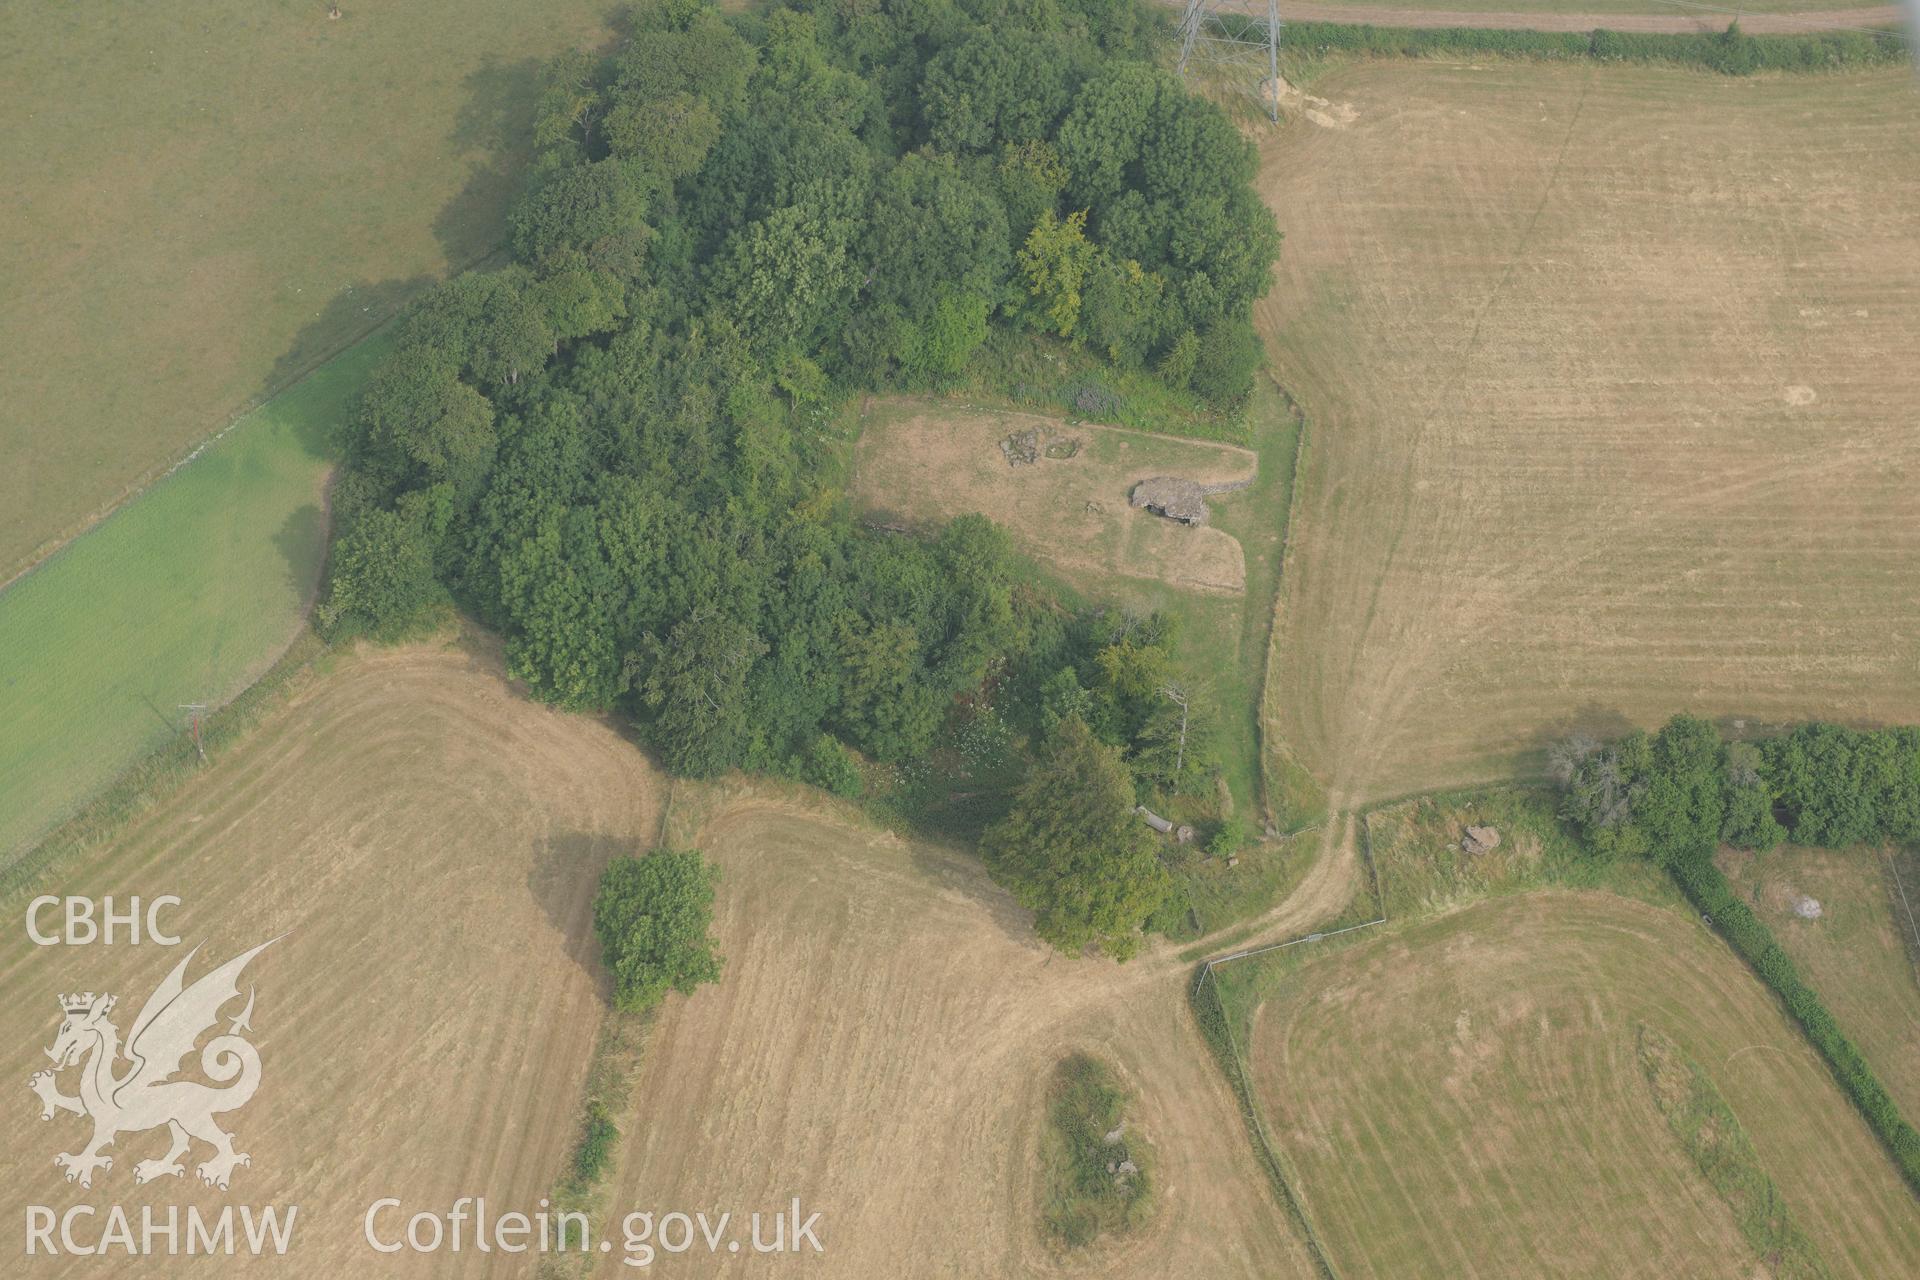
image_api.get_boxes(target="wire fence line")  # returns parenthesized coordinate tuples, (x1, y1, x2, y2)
(1887, 846, 1920, 957)
(1191, 961, 1343, 1279)
(1202, 805, 1390, 974)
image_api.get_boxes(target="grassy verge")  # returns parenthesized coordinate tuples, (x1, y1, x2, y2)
(535, 1008, 655, 1280)
(1040, 1053, 1156, 1249)
(1250, 389, 1328, 835)
(1189, 966, 1339, 1279)
(1636, 1024, 1833, 1280)
(1214, 378, 1310, 829)
(1, 628, 337, 901)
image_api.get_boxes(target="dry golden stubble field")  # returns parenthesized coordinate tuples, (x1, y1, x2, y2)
(1256, 63, 1920, 806)
(599, 796, 1317, 1278)
(0, 641, 661, 1277)
(1251, 891, 1920, 1279)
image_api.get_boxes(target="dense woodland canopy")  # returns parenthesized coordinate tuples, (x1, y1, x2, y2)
(319, 0, 1279, 951)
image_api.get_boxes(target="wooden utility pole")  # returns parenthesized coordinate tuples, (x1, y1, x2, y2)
(179, 703, 209, 764)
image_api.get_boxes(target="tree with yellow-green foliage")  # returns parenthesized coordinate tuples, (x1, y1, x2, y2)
(1018, 209, 1096, 338)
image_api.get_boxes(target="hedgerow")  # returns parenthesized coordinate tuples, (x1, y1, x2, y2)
(1277, 20, 1907, 75)
(1555, 715, 1920, 1196)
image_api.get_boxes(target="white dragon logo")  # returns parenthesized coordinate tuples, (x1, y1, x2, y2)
(27, 937, 279, 1191)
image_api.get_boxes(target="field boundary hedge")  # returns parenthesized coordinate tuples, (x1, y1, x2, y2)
(1255, 384, 1329, 836)
(1273, 19, 1908, 74)
(1672, 854, 1920, 1196)
(1190, 963, 1341, 1279)
(1186, 805, 1394, 1275)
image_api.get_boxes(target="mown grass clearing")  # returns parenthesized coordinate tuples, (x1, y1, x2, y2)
(0, 0, 614, 578)
(1256, 62, 1920, 805)
(854, 398, 1258, 597)
(0, 331, 392, 858)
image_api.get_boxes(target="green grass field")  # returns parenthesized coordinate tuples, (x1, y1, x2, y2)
(0, 0, 613, 581)
(0, 330, 390, 858)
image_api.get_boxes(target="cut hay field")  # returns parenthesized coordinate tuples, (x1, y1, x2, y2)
(601, 794, 1315, 1278)
(0, 332, 388, 860)
(1248, 891, 1920, 1279)
(1257, 63, 1920, 804)
(0, 641, 660, 1277)
(854, 399, 1259, 596)
(0, 0, 613, 581)
(1720, 843, 1920, 1118)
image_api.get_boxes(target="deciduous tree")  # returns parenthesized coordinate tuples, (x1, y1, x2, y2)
(592, 850, 723, 1013)
(981, 715, 1170, 959)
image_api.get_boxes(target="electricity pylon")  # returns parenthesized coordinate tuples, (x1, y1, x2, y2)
(1176, 0, 1283, 122)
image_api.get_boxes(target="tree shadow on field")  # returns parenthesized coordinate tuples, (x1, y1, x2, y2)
(902, 832, 1050, 953)
(434, 56, 544, 265)
(529, 830, 628, 984)
(257, 274, 432, 424)
(272, 503, 328, 604)
(252, 55, 552, 417)
(1529, 702, 1642, 763)
(449, 56, 541, 157)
